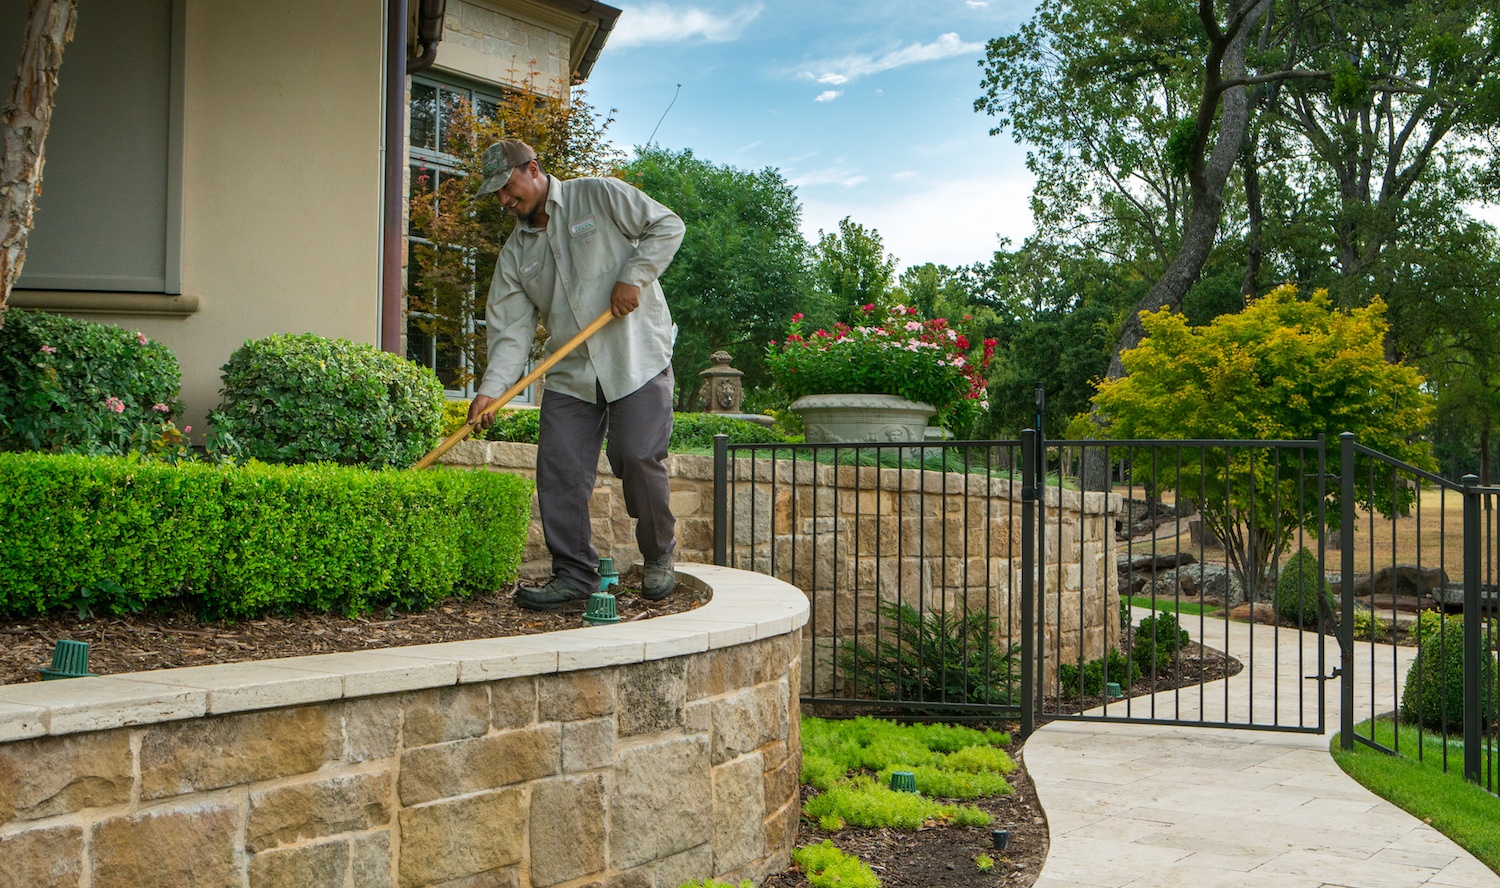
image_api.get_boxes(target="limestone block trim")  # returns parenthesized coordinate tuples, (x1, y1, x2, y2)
(0, 564, 808, 740)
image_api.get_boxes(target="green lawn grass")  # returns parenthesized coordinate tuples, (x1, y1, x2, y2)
(1125, 595, 1222, 617)
(1331, 718, 1500, 873)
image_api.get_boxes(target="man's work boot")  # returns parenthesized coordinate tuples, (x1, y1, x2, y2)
(640, 552, 677, 601)
(518, 577, 591, 611)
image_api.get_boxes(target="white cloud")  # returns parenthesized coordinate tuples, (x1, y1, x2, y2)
(814, 90, 843, 102)
(800, 172, 1037, 269)
(788, 166, 868, 189)
(966, 1, 990, 8)
(798, 32, 983, 85)
(890, 170, 917, 181)
(612, 3, 763, 47)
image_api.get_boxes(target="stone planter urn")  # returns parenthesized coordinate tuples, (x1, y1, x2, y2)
(790, 393, 937, 444)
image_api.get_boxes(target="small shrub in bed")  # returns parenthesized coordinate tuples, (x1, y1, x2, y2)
(1274, 547, 1332, 629)
(0, 309, 183, 454)
(211, 333, 444, 469)
(1399, 617, 1498, 733)
(0, 452, 532, 618)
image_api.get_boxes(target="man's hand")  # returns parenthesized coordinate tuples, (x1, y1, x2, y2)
(610, 281, 641, 318)
(468, 394, 499, 430)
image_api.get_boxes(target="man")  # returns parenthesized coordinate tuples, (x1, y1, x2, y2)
(468, 139, 685, 611)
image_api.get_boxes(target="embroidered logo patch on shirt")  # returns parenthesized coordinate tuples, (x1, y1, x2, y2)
(521, 259, 543, 278)
(569, 215, 597, 237)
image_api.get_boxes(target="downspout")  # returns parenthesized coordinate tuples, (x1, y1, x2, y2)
(380, 0, 445, 354)
(379, 0, 408, 354)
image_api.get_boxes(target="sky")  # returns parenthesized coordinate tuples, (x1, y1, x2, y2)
(585, 1, 1042, 273)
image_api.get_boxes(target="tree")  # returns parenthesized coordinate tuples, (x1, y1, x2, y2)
(810, 217, 896, 325)
(619, 147, 813, 409)
(406, 72, 620, 389)
(0, 0, 77, 327)
(1092, 284, 1434, 595)
(976, 0, 1205, 270)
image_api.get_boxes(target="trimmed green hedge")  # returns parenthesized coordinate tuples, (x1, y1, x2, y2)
(0, 453, 532, 618)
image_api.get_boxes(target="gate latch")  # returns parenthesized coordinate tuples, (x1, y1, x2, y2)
(1021, 486, 1039, 502)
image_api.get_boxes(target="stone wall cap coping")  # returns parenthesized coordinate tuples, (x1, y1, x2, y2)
(0, 562, 808, 740)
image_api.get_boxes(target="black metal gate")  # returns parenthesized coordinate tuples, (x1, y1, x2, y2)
(712, 431, 1331, 737)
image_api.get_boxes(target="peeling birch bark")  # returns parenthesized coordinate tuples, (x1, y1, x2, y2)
(0, 0, 77, 327)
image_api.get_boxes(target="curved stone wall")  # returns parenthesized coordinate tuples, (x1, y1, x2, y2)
(0, 564, 807, 888)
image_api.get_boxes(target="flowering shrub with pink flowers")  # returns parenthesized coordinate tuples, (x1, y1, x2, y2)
(766, 303, 996, 431)
(0, 309, 183, 454)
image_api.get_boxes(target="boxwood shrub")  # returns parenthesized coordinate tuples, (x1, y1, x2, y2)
(211, 333, 444, 469)
(0, 309, 183, 453)
(0, 452, 532, 618)
(1398, 617, 1498, 733)
(1274, 547, 1331, 629)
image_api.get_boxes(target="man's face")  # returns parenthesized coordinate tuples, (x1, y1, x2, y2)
(494, 161, 546, 222)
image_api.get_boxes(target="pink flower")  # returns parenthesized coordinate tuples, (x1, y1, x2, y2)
(137, 332, 148, 345)
(39, 345, 56, 354)
(790, 312, 804, 322)
(184, 426, 192, 433)
(104, 397, 125, 414)
(152, 403, 170, 413)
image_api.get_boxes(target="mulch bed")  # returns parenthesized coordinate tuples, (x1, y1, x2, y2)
(762, 739, 1048, 888)
(0, 574, 704, 685)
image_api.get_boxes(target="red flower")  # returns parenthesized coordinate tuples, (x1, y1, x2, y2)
(791, 312, 804, 322)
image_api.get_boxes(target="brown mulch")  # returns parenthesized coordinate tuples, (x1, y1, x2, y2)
(0, 574, 705, 685)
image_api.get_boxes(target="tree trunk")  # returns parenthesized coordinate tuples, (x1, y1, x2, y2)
(0, 0, 77, 327)
(1104, 0, 1272, 381)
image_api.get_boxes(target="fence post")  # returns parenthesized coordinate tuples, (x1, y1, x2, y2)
(1340, 433, 1356, 749)
(1020, 429, 1037, 739)
(1462, 474, 1482, 784)
(713, 434, 728, 567)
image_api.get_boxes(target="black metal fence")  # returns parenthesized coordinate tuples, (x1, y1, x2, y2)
(712, 437, 1031, 722)
(711, 431, 1500, 788)
(1340, 434, 1500, 795)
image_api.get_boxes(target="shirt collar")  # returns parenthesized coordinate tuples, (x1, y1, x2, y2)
(513, 175, 563, 233)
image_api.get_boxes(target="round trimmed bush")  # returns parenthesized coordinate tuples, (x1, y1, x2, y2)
(1274, 547, 1332, 629)
(210, 333, 444, 469)
(1399, 617, 1498, 732)
(0, 308, 182, 454)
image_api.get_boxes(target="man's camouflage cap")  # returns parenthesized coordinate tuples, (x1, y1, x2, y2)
(477, 139, 537, 196)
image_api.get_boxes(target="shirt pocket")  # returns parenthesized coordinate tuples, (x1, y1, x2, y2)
(568, 220, 617, 281)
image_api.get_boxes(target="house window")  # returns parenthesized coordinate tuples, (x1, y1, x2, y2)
(406, 75, 531, 403)
(1, 0, 184, 294)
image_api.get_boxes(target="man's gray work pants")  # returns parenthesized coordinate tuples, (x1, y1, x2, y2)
(536, 366, 676, 595)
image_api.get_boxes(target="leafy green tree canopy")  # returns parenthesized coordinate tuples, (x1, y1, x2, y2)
(620, 146, 813, 408)
(1093, 284, 1434, 591)
(811, 217, 896, 325)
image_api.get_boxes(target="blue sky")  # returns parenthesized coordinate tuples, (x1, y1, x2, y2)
(585, 1, 1042, 272)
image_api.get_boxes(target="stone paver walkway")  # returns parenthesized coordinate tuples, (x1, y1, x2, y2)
(1026, 613, 1498, 888)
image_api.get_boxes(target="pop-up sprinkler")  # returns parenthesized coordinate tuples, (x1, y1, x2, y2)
(584, 558, 622, 626)
(889, 770, 918, 793)
(39, 639, 97, 680)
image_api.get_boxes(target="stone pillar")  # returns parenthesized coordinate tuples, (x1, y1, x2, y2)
(698, 350, 745, 414)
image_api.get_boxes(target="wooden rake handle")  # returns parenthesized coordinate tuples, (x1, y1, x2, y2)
(412, 309, 615, 469)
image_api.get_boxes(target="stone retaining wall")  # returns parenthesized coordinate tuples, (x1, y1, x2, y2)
(438, 443, 1121, 695)
(0, 565, 806, 888)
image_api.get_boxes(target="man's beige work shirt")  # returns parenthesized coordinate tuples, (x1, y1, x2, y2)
(478, 174, 685, 404)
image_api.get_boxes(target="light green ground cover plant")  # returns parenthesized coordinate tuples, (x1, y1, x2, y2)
(974, 852, 995, 871)
(675, 880, 753, 888)
(800, 717, 1013, 828)
(791, 840, 881, 888)
(1332, 719, 1500, 872)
